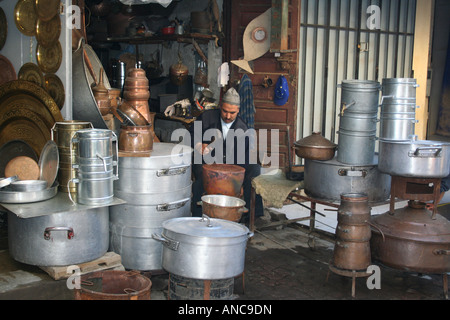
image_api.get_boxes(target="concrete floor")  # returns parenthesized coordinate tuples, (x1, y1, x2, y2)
(0, 201, 449, 301)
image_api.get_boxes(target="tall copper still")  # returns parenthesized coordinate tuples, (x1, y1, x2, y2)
(122, 68, 151, 125)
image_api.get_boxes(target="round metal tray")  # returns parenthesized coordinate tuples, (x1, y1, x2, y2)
(0, 182, 58, 203)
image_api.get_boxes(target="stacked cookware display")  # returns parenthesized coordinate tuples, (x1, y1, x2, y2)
(109, 142, 193, 271)
(69, 128, 119, 205)
(371, 80, 450, 295)
(303, 80, 391, 203)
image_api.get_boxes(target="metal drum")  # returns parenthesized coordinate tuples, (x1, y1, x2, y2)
(381, 78, 418, 100)
(69, 129, 118, 205)
(336, 129, 377, 165)
(304, 155, 391, 203)
(51, 121, 93, 193)
(338, 80, 381, 114)
(109, 142, 192, 271)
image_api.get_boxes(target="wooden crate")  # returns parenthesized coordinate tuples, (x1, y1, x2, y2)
(40, 252, 124, 280)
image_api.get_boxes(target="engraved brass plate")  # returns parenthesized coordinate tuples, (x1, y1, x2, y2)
(35, 0, 60, 22)
(18, 62, 45, 88)
(14, 0, 37, 37)
(44, 73, 65, 110)
(36, 14, 61, 48)
(36, 41, 62, 74)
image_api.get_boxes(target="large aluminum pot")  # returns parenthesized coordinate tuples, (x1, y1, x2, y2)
(338, 80, 380, 114)
(114, 143, 192, 195)
(110, 192, 191, 271)
(304, 155, 391, 202)
(152, 216, 253, 280)
(339, 113, 378, 132)
(8, 207, 109, 266)
(379, 114, 417, 141)
(336, 129, 377, 165)
(381, 78, 418, 100)
(378, 137, 450, 178)
(370, 204, 450, 273)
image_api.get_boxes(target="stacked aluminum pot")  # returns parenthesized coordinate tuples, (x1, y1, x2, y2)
(337, 80, 380, 165)
(304, 80, 391, 203)
(109, 143, 192, 271)
(378, 78, 450, 178)
(332, 193, 372, 271)
(69, 129, 119, 205)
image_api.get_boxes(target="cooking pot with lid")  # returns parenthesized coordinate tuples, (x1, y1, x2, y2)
(293, 132, 337, 161)
(152, 216, 253, 279)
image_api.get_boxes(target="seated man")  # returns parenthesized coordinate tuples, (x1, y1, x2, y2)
(189, 87, 264, 221)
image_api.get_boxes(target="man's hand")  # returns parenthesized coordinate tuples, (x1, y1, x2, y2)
(194, 142, 211, 155)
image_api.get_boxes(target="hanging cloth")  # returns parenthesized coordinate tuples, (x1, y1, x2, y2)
(238, 74, 256, 128)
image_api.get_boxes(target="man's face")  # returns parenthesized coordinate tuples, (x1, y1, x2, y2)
(220, 102, 239, 123)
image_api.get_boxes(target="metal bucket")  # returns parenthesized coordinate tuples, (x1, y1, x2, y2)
(381, 78, 418, 100)
(51, 121, 93, 192)
(337, 129, 377, 165)
(338, 80, 381, 115)
(339, 113, 378, 132)
(74, 270, 151, 300)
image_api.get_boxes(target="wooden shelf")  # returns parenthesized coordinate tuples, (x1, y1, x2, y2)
(106, 33, 217, 45)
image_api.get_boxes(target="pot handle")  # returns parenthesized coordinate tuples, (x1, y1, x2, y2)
(44, 227, 74, 240)
(409, 146, 442, 158)
(151, 234, 179, 251)
(156, 165, 189, 177)
(157, 198, 190, 212)
(200, 214, 213, 227)
(433, 249, 450, 255)
(340, 101, 356, 116)
(67, 178, 79, 205)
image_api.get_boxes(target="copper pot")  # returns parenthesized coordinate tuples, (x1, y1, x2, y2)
(335, 224, 371, 242)
(119, 125, 153, 153)
(337, 193, 371, 225)
(123, 68, 151, 122)
(293, 132, 337, 160)
(332, 240, 371, 271)
(370, 201, 450, 274)
(200, 195, 248, 222)
(170, 55, 189, 86)
(202, 164, 245, 197)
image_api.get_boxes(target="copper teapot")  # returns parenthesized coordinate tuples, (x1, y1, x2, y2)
(169, 53, 188, 86)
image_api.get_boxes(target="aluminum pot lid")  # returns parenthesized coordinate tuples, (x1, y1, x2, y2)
(382, 136, 450, 146)
(162, 217, 250, 238)
(38, 140, 59, 188)
(294, 132, 337, 149)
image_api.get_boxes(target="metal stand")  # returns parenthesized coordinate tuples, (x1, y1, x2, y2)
(327, 263, 371, 298)
(389, 176, 441, 219)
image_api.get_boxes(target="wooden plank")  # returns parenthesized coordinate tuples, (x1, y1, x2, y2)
(40, 252, 124, 280)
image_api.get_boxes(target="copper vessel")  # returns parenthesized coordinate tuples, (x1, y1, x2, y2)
(92, 68, 111, 116)
(169, 54, 189, 86)
(119, 125, 153, 153)
(108, 88, 121, 110)
(370, 201, 450, 274)
(123, 68, 151, 123)
(332, 193, 372, 271)
(293, 132, 337, 160)
(202, 164, 245, 197)
(117, 100, 148, 126)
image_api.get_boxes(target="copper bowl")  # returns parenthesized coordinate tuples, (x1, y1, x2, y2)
(293, 132, 337, 160)
(202, 164, 245, 197)
(119, 125, 153, 153)
(200, 195, 248, 222)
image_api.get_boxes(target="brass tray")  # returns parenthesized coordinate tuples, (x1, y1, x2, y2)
(0, 80, 63, 156)
(0, 8, 7, 51)
(0, 55, 17, 86)
(36, 42, 62, 74)
(14, 0, 37, 37)
(18, 62, 45, 87)
(44, 73, 65, 110)
(36, 14, 61, 48)
(35, 0, 60, 22)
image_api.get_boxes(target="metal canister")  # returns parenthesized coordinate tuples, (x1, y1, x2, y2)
(51, 120, 93, 193)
